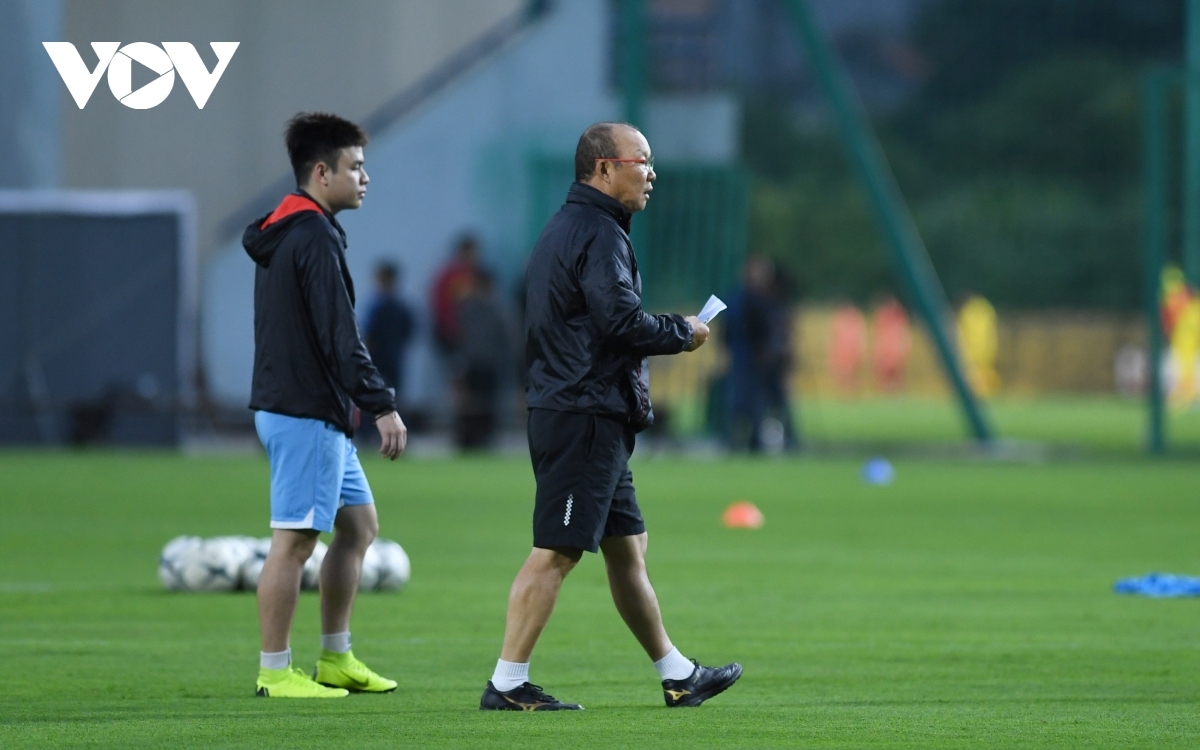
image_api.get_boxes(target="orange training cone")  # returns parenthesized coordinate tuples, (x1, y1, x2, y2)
(722, 501, 764, 529)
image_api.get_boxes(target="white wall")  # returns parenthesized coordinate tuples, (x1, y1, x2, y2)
(57, 0, 524, 260)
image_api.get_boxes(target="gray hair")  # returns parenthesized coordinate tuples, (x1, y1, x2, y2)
(574, 121, 636, 182)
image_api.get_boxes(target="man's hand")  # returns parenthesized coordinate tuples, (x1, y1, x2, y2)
(375, 411, 407, 460)
(684, 316, 710, 352)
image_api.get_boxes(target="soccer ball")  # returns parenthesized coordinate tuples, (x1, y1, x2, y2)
(161, 536, 407, 594)
(218, 535, 258, 562)
(214, 535, 257, 588)
(301, 540, 328, 591)
(238, 537, 273, 591)
(179, 538, 247, 591)
(158, 535, 202, 590)
(358, 542, 384, 591)
(373, 539, 410, 592)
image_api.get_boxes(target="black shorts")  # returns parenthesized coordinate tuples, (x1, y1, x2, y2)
(528, 408, 645, 553)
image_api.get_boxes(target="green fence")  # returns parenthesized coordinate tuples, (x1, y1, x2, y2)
(527, 156, 749, 310)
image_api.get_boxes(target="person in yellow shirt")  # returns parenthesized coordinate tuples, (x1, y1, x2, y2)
(956, 293, 1000, 398)
(1161, 266, 1200, 406)
(1169, 298, 1200, 406)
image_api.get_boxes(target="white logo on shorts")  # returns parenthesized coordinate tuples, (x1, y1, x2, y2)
(564, 495, 573, 526)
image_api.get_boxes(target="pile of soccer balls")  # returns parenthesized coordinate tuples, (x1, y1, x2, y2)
(158, 535, 410, 593)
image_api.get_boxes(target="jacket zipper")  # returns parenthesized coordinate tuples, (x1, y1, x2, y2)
(626, 242, 651, 425)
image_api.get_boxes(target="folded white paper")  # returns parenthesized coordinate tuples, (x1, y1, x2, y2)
(697, 295, 727, 324)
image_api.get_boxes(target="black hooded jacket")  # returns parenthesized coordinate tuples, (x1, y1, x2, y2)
(524, 183, 693, 430)
(244, 192, 395, 435)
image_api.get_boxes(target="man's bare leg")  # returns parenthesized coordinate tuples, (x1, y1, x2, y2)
(600, 531, 743, 705)
(480, 546, 586, 709)
(258, 529, 319, 653)
(499, 546, 582, 663)
(599, 532, 673, 661)
(310, 503, 396, 693)
(319, 503, 379, 634)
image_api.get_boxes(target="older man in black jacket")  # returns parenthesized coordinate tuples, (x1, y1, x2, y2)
(480, 122, 741, 712)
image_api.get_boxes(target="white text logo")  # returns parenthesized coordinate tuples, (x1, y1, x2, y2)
(43, 42, 239, 110)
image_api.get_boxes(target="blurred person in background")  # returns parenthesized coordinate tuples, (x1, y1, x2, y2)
(1169, 298, 1200, 406)
(358, 262, 415, 446)
(430, 234, 481, 355)
(956, 292, 1000, 398)
(871, 295, 911, 394)
(481, 122, 740, 712)
(363, 261, 415, 405)
(764, 263, 799, 450)
(829, 302, 867, 395)
(453, 268, 516, 449)
(244, 112, 405, 700)
(1161, 266, 1190, 337)
(724, 254, 797, 452)
(1161, 266, 1200, 406)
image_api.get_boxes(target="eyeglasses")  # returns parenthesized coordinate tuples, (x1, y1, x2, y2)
(594, 156, 654, 171)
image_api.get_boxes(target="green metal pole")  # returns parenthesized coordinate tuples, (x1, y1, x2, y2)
(1185, 0, 1200, 284)
(620, 0, 651, 292)
(782, 0, 993, 443)
(620, 0, 646, 129)
(1143, 69, 1172, 455)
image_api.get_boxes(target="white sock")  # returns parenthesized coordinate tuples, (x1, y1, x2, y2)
(654, 647, 695, 681)
(490, 659, 530, 692)
(320, 631, 351, 654)
(260, 648, 291, 670)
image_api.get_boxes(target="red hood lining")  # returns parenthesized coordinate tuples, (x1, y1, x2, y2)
(260, 194, 323, 229)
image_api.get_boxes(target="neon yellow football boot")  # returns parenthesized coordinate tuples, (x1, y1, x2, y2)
(315, 650, 397, 693)
(256, 665, 349, 698)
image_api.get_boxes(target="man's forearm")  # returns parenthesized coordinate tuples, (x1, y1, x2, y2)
(608, 312, 692, 357)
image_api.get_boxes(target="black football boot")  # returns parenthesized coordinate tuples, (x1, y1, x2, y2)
(662, 660, 742, 707)
(479, 681, 584, 711)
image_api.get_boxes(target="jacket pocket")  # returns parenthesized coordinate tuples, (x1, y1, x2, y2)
(583, 414, 598, 458)
(627, 361, 654, 433)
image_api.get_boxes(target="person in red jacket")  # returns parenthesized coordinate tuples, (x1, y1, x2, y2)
(829, 303, 867, 395)
(430, 234, 481, 352)
(871, 295, 911, 394)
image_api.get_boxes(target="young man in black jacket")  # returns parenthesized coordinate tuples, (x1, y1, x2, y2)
(480, 122, 741, 711)
(244, 112, 406, 698)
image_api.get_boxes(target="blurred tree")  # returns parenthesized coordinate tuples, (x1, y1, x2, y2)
(742, 0, 1175, 311)
(910, 56, 1140, 191)
(912, 0, 1181, 107)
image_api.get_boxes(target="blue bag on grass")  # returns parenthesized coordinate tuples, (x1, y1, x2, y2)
(1114, 573, 1200, 598)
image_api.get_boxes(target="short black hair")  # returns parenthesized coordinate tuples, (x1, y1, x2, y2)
(574, 121, 635, 182)
(285, 112, 369, 187)
(375, 262, 399, 284)
(455, 233, 480, 256)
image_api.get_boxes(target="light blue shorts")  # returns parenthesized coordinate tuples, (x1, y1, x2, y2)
(254, 411, 374, 533)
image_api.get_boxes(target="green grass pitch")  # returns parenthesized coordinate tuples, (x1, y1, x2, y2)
(1, 450, 1198, 748)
